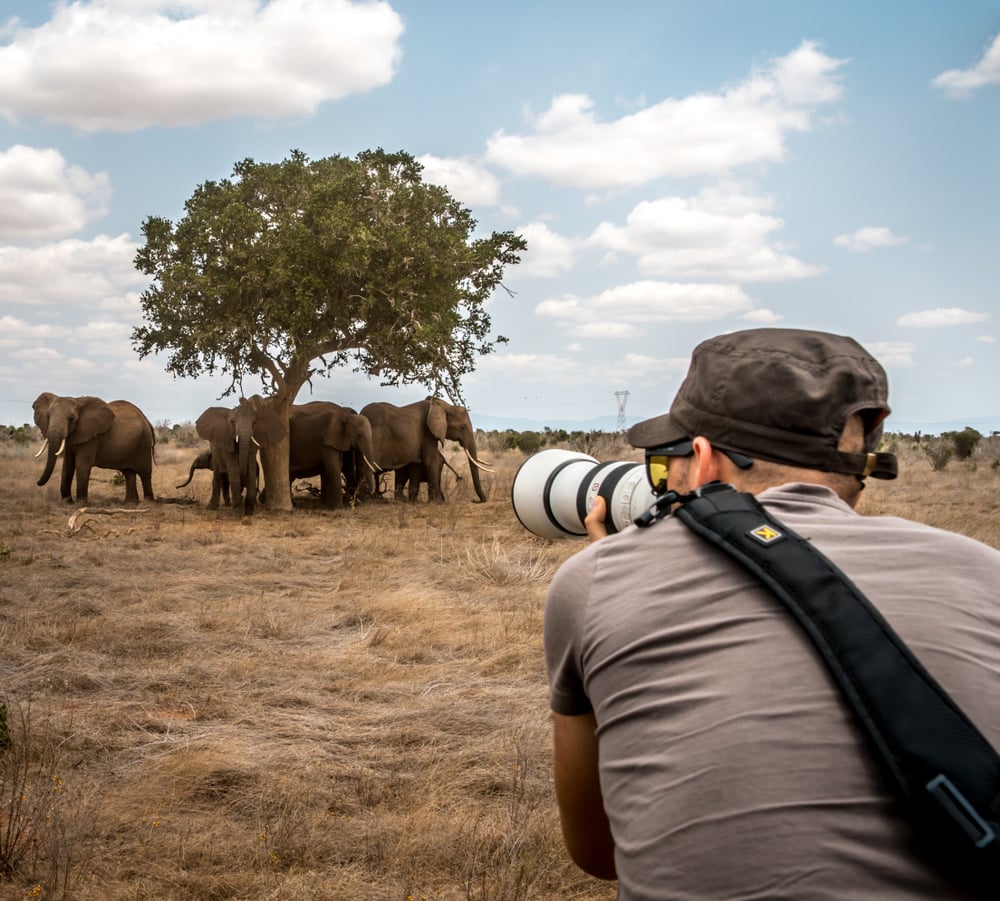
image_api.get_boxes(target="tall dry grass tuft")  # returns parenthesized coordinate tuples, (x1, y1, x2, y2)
(0, 697, 94, 899)
(0, 434, 996, 899)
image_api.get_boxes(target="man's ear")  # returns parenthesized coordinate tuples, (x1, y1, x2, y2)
(691, 436, 723, 486)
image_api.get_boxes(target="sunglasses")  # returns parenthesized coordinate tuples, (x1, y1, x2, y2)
(644, 439, 753, 495)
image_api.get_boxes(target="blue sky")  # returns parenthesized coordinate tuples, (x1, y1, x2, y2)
(1, 1, 998, 434)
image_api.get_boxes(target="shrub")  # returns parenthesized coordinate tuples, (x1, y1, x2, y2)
(923, 441, 953, 471)
(516, 431, 543, 454)
(942, 427, 982, 461)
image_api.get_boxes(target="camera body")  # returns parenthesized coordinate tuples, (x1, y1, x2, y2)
(511, 449, 656, 539)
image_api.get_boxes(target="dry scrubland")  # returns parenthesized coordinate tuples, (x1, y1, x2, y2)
(1, 434, 998, 900)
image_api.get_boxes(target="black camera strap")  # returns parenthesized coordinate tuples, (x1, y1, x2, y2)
(666, 482, 1000, 896)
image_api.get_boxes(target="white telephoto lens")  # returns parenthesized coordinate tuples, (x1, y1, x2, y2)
(511, 449, 656, 539)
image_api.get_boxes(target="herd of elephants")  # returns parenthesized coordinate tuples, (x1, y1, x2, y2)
(30, 392, 493, 514)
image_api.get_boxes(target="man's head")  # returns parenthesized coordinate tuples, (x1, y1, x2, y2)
(629, 328, 898, 488)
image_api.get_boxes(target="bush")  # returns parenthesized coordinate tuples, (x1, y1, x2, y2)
(516, 431, 544, 454)
(942, 427, 982, 461)
(923, 441, 954, 471)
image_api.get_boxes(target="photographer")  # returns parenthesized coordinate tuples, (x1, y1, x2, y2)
(543, 328, 1000, 899)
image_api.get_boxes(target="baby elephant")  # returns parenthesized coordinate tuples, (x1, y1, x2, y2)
(176, 448, 231, 506)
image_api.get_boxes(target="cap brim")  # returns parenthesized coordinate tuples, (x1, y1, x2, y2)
(627, 413, 687, 449)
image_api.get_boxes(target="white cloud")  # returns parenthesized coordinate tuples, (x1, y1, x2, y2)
(897, 308, 989, 327)
(741, 308, 783, 323)
(834, 226, 910, 253)
(0, 0, 404, 131)
(0, 314, 72, 342)
(0, 234, 144, 306)
(570, 322, 644, 338)
(957, 357, 975, 367)
(931, 33, 1000, 95)
(484, 40, 847, 188)
(470, 349, 689, 390)
(472, 352, 585, 387)
(588, 184, 821, 281)
(600, 352, 692, 388)
(0, 146, 111, 241)
(975, 335, 995, 343)
(76, 320, 133, 351)
(512, 222, 576, 278)
(865, 341, 916, 367)
(416, 154, 502, 208)
(536, 281, 756, 337)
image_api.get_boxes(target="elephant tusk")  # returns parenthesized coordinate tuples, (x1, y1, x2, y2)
(34, 438, 48, 458)
(252, 436, 261, 448)
(55, 438, 66, 458)
(362, 454, 377, 473)
(463, 447, 495, 472)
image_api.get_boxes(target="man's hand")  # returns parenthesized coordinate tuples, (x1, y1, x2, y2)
(585, 495, 609, 542)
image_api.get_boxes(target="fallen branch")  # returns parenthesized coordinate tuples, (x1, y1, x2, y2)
(67, 507, 149, 536)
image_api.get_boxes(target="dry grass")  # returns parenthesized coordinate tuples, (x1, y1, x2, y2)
(1, 435, 998, 900)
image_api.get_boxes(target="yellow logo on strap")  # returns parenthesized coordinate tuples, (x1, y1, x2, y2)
(749, 524, 782, 545)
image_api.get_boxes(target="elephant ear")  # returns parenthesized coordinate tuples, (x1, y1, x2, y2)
(324, 414, 352, 452)
(32, 392, 56, 433)
(426, 400, 448, 443)
(196, 407, 234, 446)
(73, 397, 115, 444)
(252, 410, 288, 448)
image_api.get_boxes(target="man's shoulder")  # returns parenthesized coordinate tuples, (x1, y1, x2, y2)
(761, 482, 1000, 567)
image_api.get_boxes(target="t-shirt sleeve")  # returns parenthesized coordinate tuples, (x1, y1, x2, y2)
(544, 547, 597, 717)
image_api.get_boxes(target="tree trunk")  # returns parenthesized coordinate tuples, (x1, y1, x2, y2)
(253, 371, 308, 514)
(260, 438, 293, 511)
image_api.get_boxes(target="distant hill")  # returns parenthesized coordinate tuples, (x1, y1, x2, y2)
(471, 413, 621, 433)
(470, 413, 1000, 437)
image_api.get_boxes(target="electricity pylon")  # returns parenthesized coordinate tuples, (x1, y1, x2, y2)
(614, 390, 630, 433)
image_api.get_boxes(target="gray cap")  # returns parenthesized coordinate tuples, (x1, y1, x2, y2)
(628, 328, 897, 479)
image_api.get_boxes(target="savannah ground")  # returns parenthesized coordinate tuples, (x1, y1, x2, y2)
(1, 431, 998, 900)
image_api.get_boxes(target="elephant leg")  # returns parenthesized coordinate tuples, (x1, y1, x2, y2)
(75, 464, 92, 503)
(424, 454, 445, 503)
(122, 471, 140, 505)
(208, 470, 223, 509)
(140, 472, 155, 501)
(322, 453, 344, 509)
(59, 454, 75, 502)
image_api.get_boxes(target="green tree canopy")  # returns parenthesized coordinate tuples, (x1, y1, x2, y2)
(132, 148, 525, 511)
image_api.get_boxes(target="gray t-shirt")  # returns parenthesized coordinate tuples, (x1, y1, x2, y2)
(545, 483, 1000, 900)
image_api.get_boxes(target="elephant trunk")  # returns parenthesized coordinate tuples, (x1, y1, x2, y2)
(176, 459, 199, 489)
(36, 436, 65, 487)
(463, 442, 488, 502)
(361, 453, 377, 496)
(238, 434, 252, 499)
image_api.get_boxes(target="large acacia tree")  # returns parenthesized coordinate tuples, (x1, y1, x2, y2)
(133, 148, 525, 511)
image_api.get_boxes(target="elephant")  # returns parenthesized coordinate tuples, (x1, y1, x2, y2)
(175, 447, 232, 506)
(393, 453, 463, 502)
(359, 397, 492, 503)
(195, 397, 286, 515)
(288, 401, 377, 509)
(32, 393, 156, 505)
